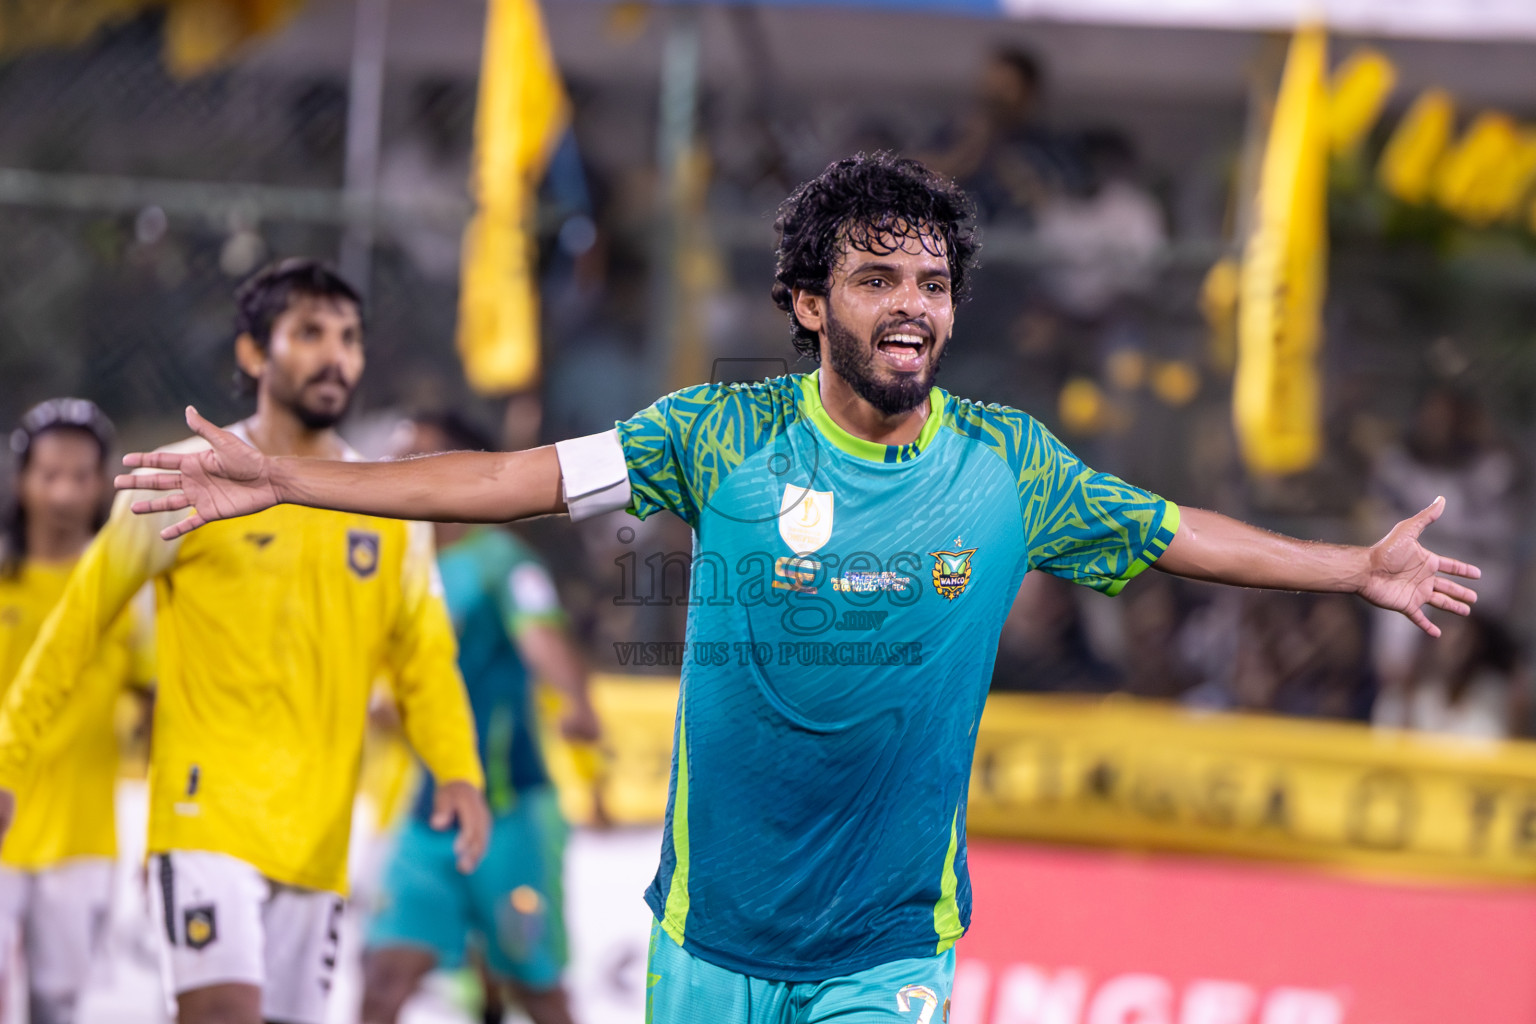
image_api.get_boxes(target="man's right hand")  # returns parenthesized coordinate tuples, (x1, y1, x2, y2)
(115, 407, 282, 540)
(0, 788, 16, 850)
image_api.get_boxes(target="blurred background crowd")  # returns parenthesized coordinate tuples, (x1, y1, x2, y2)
(4, 0, 1536, 741)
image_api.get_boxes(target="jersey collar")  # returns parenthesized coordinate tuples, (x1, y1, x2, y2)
(228, 421, 364, 462)
(797, 370, 946, 464)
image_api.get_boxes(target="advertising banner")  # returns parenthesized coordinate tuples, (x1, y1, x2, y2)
(955, 841, 1536, 1024)
(575, 679, 1536, 884)
(967, 694, 1536, 883)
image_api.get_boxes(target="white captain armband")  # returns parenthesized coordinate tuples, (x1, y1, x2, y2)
(555, 429, 632, 521)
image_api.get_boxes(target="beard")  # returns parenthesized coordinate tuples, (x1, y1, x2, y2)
(292, 399, 350, 431)
(824, 306, 946, 416)
(272, 368, 356, 430)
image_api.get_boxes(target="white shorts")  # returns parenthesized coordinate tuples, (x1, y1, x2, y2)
(149, 850, 344, 1024)
(0, 858, 112, 1020)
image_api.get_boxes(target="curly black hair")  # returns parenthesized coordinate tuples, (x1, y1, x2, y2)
(771, 152, 980, 359)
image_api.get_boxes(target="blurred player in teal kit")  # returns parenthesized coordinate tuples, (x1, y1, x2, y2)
(361, 412, 601, 1024)
(120, 153, 1480, 1024)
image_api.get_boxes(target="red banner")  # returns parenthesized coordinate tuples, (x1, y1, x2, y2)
(954, 841, 1536, 1024)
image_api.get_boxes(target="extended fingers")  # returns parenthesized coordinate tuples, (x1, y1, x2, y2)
(159, 513, 206, 541)
(1427, 592, 1472, 617)
(1433, 576, 1478, 606)
(1408, 606, 1442, 639)
(130, 494, 191, 515)
(1408, 495, 1447, 533)
(186, 405, 222, 441)
(116, 471, 183, 493)
(1433, 555, 1482, 580)
(121, 451, 185, 471)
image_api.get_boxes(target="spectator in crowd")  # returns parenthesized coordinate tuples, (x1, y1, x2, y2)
(1376, 614, 1529, 739)
(377, 78, 475, 285)
(1224, 592, 1375, 721)
(1033, 129, 1165, 322)
(287, 80, 349, 186)
(1119, 574, 1196, 700)
(1374, 614, 1527, 740)
(990, 572, 1120, 694)
(1369, 385, 1519, 610)
(1368, 384, 1521, 703)
(925, 48, 1090, 226)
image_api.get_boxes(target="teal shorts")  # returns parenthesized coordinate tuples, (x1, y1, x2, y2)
(366, 786, 568, 988)
(645, 921, 956, 1024)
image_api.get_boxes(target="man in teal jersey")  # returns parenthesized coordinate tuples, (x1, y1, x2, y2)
(361, 413, 600, 1024)
(118, 153, 1480, 1024)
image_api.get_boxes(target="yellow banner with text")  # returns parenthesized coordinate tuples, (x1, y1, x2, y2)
(566, 678, 1536, 885)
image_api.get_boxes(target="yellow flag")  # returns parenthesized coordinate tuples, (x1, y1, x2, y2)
(1378, 89, 1455, 205)
(1327, 48, 1395, 155)
(1433, 113, 1515, 224)
(457, 0, 568, 396)
(1430, 113, 1536, 227)
(1234, 25, 1328, 476)
(1481, 130, 1536, 224)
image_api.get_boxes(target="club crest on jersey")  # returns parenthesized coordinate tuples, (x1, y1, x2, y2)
(347, 530, 380, 579)
(778, 486, 833, 553)
(928, 548, 977, 600)
(184, 905, 217, 950)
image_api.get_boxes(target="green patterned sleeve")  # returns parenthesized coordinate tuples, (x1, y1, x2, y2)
(1018, 420, 1181, 596)
(614, 384, 750, 530)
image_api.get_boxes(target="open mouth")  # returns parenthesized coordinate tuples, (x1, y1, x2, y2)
(308, 381, 350, 405)
(875, 330, 929, 372)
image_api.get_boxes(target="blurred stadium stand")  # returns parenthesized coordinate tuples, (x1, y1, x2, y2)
(3, 1, 1536, 716)
(9, 4, 1536, 1023)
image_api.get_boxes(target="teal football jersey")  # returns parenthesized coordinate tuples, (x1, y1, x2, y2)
(413, 528, 564, 821)
(615, 371, 1178, 980)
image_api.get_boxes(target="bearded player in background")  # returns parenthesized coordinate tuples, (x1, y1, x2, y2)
(0, 259, 489, 1024)
(0, 398, 153, 1024)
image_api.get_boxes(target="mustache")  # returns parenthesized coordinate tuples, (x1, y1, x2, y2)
(875, 319, 934, 342)
(304, 366, 353, 389)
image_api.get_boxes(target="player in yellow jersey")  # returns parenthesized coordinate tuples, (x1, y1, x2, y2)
(0, 398, 152, 1024)
(0, 259, 490, 1024)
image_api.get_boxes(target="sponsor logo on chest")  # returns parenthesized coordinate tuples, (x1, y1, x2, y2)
(771, 487, 985, 602)
(778, 485, 833, 553)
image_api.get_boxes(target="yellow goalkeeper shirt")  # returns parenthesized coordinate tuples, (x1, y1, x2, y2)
(0, 432, 484, 895)
(0, 558, 152, 870)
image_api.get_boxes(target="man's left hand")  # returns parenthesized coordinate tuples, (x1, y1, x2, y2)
(1360, 496, 1481, 637)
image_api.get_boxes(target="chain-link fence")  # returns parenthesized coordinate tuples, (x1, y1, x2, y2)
(6, 6, 1536, 702)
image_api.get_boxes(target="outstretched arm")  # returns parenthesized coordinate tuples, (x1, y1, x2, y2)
(118, 407, 565, 539)
(1154, 497, 1480, 637)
